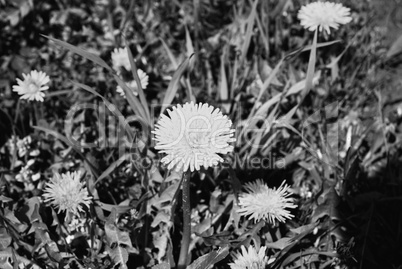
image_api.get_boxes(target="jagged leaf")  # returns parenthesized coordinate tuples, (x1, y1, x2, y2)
(187, 246, 229, 269)
(0, 229, 12, 250)
(0, 248, 41, 269)
(105, 209, 135, 250)
(312, 187, 340, 222)
(106, 245, 128, 269)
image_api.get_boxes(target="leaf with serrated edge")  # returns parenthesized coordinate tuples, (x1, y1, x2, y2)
(187, 246, 229, 269)
(107, 245, 128, 269)
(105, 209, 134, 251)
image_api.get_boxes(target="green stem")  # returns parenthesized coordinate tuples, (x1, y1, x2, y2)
(300, 28, 318, 103)
(178, 171, 191, 269)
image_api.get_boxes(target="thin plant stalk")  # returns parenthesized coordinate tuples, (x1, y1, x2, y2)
(300, 28, 318, 103)
(178, 171, 191, 269)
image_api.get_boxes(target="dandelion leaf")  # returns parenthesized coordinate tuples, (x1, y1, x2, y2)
(265, 237, 293, 250)
(105, 210, 134, 269)
(105, 221, 134, 251)
(289, 223, 316, 235)
(106, 245, 128, 269)
(0, 228, 12, 250)
(187, 246, 229, 269)
(0, 247, 41, 269)
(312, 186, 340, 222)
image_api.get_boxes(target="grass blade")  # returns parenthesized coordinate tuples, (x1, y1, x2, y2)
(113, 75, 148, 123)
(43, 35, 113, 72)
(185, 25, 195, 64)
(219, 52, 228, 101)
(71, 81, 136, 142)
(161, 55, 192, 113)
(286, 40, 341, 59)
(94, 153, 131, 185)
(300, 29, 318, 102)
(239, 0, 258, 65)
(159, 38, 178, 69)
(33, 126, 99, 178)
(125, 44, 151, 124)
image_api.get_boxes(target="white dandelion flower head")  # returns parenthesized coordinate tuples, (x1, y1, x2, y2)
(111, 47, 131, 72)
(43, 171, 92, 216)
(153, 102, 236, 172)
(12, 70, 50, 102)
(297, 1, 352, 34)
(237, 179, 296, 224)
(116, 69, 149, 97)
(229, 245, 268, 269)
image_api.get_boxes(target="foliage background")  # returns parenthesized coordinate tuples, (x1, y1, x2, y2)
(1, 0, 402, 268)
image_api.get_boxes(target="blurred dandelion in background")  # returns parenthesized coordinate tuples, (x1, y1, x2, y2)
(116, 69, 149, 97)
(237, 179, 296, 224)
(298, 1, 352, 34)
(153, 102, 235, 172)
(43, 171, 92, 218)
(229, 245, 268, 269)
(111, 47, 131, 72)
(12, 70, 50, 102)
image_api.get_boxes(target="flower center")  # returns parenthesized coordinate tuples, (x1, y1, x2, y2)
(28, 82, 40, 93)
(186, 132, 210, 149)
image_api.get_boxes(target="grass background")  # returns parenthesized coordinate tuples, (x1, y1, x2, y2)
(0, 0, 402, 268)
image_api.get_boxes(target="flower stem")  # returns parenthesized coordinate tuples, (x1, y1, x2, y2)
(178, 171, 191, 269)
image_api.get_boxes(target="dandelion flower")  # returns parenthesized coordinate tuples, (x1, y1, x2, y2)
(116, 69, 149, 97)
(43, 171, 92, 216)
(12, 70, 50, 102)
(229, 245, 268, 269)
(111, 47, 131, 72)
(153, 102, 235, 172)
(297, 2, 352, 34)
(237, 179, 296, 224)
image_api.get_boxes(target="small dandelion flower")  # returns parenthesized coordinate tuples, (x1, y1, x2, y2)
(111, 47, 131, 72)
(116, 69, 149, 97)
(237, 179, 296, 224)
(153, 102, 235, 172)
(229, 245, 268, 269)
(297, 1, 352, 34)
(43, 171, 92, 216)
(12, 70, 50, 102)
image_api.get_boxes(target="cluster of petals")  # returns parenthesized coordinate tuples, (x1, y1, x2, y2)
(116, 69, 149, 97)
(12, 70, 50, 102)
(43, 171, 92, 217)
(229, 245, 268, 269)
(153, 102, 235, 172)
(298, 1, 352, 34)
(237, 179, 296, 224)
(111, 47, 131, 72)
